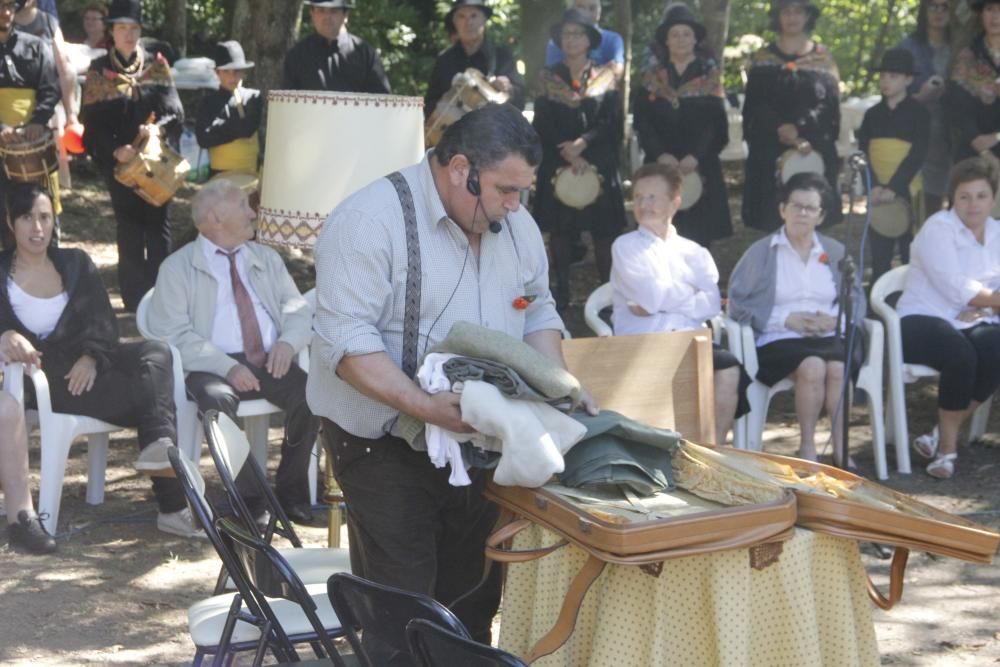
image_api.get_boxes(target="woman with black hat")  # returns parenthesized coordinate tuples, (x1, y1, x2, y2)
(424, 0, 525, 118)
(79, 0, 183, 313)
(195, 41, 262, 177)
(741, 0, 842, 232)
(633, 4, 731, 248)
(532, 8, 625, 309)
(945, 0, 1000, 164)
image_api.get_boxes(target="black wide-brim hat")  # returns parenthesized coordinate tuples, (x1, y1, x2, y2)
(304, 0, 355, 8)
(655, 3, 707, 46)
(549, 8, 602, 52)
(971, 0, 1000, 11)
(213, 41, 254, 70)
(872, 47, 916, 75)
(106, 0, 142, 25)
(445, 0, 493, 32)
(768, 0, 821, 23)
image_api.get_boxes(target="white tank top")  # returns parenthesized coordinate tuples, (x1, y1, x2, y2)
(7, 277, 68, 340)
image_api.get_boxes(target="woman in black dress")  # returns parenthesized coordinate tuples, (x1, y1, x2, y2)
(532, 8, 626, 309)
(742, 0, 841, 232)
(79, 0, 183, 312)
(633, 4, 731, 248)
(945, 0, 1000, 164)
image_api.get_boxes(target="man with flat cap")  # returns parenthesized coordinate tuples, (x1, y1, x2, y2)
(283, 0, 390, 93)
(424, 0, 525, 118)
(196, 41, 262, 177)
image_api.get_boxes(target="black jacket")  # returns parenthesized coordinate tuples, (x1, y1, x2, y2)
(195, 86, 263, 148)
(0, 30, 59, 130)
(424, 40, 525, 118)
(0, 248, 118, 375)
(283, 32, 390, 93)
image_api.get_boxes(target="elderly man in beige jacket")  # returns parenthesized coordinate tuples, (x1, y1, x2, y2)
(147, 179, 318, 523)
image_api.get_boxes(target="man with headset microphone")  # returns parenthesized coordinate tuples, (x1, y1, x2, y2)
(308, 103, 597, 660)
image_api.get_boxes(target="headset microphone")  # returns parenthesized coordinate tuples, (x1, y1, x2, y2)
(489, 220, 502, 234)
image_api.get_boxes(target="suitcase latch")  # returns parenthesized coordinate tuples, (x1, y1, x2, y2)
(578, 519, 593, 534)
(534, 496, 548, 510)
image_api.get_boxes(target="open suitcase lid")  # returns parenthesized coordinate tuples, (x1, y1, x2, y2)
(485, 478, 797, 566)
(683, 443, 999, 565)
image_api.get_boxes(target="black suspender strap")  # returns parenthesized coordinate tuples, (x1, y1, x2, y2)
(386, 171, 422, 379)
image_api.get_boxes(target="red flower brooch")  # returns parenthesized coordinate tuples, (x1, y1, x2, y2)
(512, 295, 537, 310)
(818, 253, 829, 264)
(784, 61, 797, 72)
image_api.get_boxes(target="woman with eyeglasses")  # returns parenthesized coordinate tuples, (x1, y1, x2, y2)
(946, 0, 1000, 164)
(895, 157, 1000, 479)
(897, 0, 952, 215)
(532, 8, 625, 309)
(728, 172, 865, 465)
(632, 4, 731, 249)
(741, 0, 842, 232)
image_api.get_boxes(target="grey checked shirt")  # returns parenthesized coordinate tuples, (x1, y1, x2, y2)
(307, 152, 564, 438)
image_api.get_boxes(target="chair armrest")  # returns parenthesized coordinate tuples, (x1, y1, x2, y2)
(708, 315, 724, 345)
(2, 361, 25, 404)
(722, 315, 759, 378)
(861, 318, 884, 370)
(25, 363, 54, 418)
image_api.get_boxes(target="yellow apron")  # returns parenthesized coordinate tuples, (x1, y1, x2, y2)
(0, 87, 61, 214)
(869, 137, 923, 231)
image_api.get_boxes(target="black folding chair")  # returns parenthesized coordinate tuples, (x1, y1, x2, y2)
(327, 572, 471, 667)
(405, 618, 528, 667)
(216, 516, 350, 667)
(168, 445, 296, 666)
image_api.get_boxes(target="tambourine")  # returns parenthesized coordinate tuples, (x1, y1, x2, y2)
(870, 198, 912, 239)
(552, 165, 603, 210)
(777, 148, 824, 184)
(679, 171, 703, 211)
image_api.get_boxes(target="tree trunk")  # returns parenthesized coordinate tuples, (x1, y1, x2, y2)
(161, 0, 187, 56)
(233, 0, 305, 95)
(613, 0, 632, 145)
(699, 0, 730, 64)
(520, 0, 566, 96)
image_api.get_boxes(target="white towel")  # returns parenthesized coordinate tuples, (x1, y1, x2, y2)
(459, 381, 587, 488)
(415, 353, 472, 486)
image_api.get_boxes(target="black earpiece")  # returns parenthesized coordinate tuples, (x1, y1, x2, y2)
(466, 165, 481, 197)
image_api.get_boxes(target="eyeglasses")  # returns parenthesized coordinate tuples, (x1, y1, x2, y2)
(927, 2, 949, 12)
(786, 202, 823, 217)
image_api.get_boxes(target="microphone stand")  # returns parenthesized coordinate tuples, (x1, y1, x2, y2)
(834, 154, 871, 470)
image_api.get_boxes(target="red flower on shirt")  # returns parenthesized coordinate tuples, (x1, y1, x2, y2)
(784, 61, 797, 72)
(513, 295, 537, 310)
(818, 253, 829, 264)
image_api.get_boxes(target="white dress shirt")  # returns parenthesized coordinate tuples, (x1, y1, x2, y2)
(897, 209, 1000, 329)
(610, 225, 720, 335)
(757, 229, 838, 346)
(198, 235, 278, 355)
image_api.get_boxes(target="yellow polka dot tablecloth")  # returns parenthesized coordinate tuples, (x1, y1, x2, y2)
(498, 525, 879, 667)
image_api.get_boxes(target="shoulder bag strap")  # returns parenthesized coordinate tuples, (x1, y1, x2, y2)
(385, 171, 421, 379)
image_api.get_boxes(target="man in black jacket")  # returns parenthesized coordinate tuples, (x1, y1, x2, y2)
(196, 40, 261, 176)
(282, 0, 390, 93)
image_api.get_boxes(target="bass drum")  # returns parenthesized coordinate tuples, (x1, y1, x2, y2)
(777, 148, 825, 184)
(0, 130, 58, 182)
(552, 165, 603, 210)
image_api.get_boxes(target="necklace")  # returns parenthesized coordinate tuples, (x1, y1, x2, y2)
(111, 47, 143, 77)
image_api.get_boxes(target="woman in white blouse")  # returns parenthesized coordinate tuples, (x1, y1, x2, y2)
(611, 163, 749, 444)
(728, 172, 865, 464)
(896, 157, 1000, 478)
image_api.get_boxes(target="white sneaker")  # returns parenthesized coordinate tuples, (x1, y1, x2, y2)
(157, 507, 206, 538)
(136, 437, 176, 476)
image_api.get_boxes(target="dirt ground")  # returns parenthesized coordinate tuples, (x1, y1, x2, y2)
(0, 165, 997, 666)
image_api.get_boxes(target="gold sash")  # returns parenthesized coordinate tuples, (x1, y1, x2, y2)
(869, 137, 924, 223)
(0, 87, 36, 127)
(208, 132, 259, 174)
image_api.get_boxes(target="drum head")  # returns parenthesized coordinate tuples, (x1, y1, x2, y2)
(210, 170, 259, 193)
(779, 149, 825, 184)
(679, 172, 703, 211)
(553, 166, 602, 210)
(870, 198, 911, 239)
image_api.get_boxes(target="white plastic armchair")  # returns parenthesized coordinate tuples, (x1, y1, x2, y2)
(2, 361, 119, 534)
(723, 314, 890, 480)
(136, 288, 319, 504)
(869, 266, 992, 469)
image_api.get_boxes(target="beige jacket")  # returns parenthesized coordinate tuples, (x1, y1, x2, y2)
(147, 237, 312, 378)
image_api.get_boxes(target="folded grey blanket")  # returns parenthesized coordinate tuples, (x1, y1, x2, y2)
(443, 357, 573, 412)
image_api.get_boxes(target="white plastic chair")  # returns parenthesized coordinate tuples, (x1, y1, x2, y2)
(136, 289, 319, 505)
(869, 266, 992, 468)
(583, 283, 740, 446)
(3, 362, 117, 534)
(723, 314, 890, 479)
